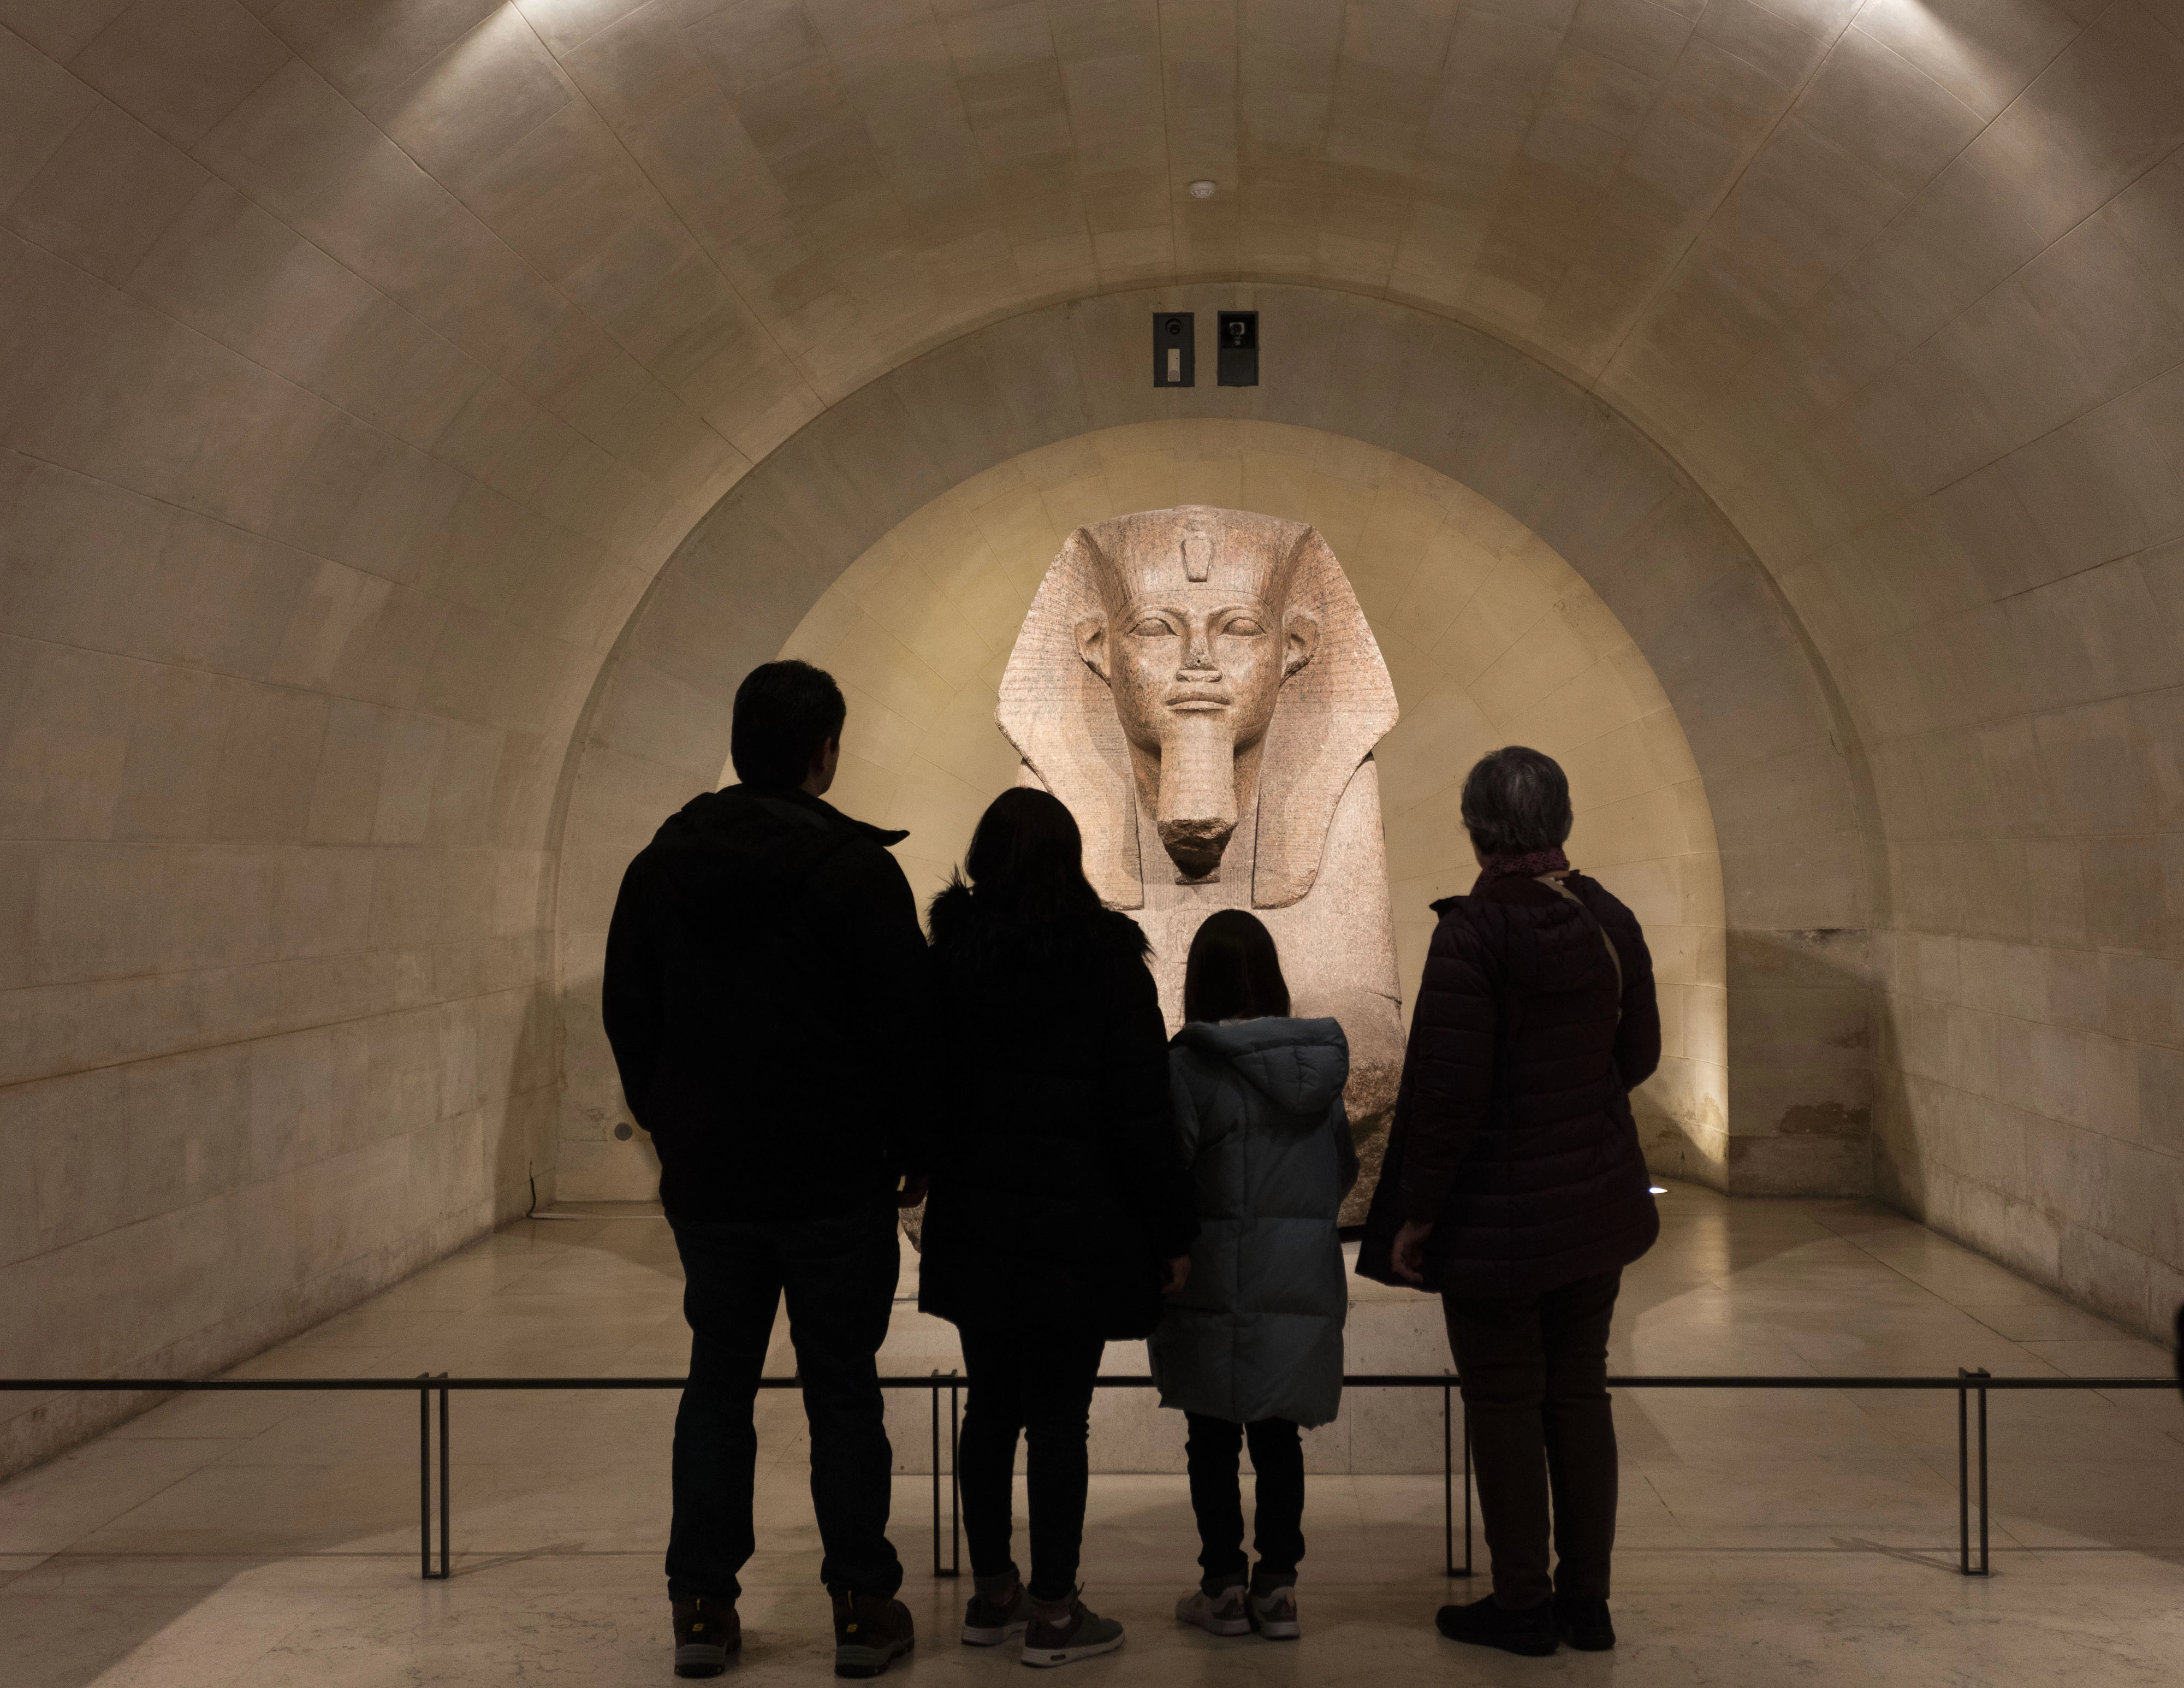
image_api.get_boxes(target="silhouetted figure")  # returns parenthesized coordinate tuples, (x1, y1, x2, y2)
(1359, 746, 1660, 1657)
(1157, 909, 1357, 1642)
(918, 787, 1197, 1667)
(603, 660, 934, 1680)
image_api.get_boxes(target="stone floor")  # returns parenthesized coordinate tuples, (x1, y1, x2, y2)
(3, 1183, 2180, 1686)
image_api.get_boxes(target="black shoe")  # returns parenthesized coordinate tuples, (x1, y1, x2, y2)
(832, 1589, 915, 1679)
(1554, 1595, 1615, 1651)
(673, 1596, 739, 1677)
(1435, 1593, 1557, 1656)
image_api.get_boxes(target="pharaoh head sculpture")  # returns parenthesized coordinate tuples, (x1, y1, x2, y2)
(999, 506, 1398, 909)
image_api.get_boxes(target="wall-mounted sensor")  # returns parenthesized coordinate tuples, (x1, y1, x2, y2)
(1216, 310, 1257, 387)
(614, 1122, 635, 1140)
(1154, 312, 1194, 387)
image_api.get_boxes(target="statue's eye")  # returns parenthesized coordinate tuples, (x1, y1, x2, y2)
(1223, 618, 1265, 636)
(1130, 618, 1176, 636)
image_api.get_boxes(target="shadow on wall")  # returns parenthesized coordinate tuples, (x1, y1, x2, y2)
(502, 983, 563, 1213)
(1715, 928, 1876, 1198)
(0, 984, 562, 1485)
(1871, 975, 2179, 1343)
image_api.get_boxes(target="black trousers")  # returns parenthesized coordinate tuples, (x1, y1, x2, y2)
(665, 1209, 903, 1602)
(955, 1324, 1106, 1601)
(1184, 1413, 1304, 1592)
(1442, 1268, 1622, 1610)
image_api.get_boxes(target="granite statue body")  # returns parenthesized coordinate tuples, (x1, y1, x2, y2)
(997, 505, 1403, 1212)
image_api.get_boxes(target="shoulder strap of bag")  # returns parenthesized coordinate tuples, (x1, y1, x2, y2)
(1535, 874, 1623, 1021)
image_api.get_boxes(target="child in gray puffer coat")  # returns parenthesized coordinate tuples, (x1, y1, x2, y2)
(1151, 910, 1358, 1643)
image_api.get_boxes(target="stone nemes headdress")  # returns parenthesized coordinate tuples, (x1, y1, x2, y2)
(997, 504, 1398, 910)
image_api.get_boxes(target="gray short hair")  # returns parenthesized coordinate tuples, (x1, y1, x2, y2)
(1460, 747, 1572, 857)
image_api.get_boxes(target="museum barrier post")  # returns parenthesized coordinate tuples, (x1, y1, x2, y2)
(6, 1370, 2164, 1582)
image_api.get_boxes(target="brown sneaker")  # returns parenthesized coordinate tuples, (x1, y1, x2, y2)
(832, 1588, 915, 1679)
(672, 1597, 739, 1677)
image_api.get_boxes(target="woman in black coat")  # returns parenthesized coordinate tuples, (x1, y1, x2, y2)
(919, 787, 1197, 1667)
(1359, 747, 1660, 1659)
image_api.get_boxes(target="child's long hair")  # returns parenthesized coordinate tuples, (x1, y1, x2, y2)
(1183, 909, 1291, 1023)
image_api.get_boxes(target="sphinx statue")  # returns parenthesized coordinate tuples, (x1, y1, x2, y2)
(998, 506, 1404, 1211)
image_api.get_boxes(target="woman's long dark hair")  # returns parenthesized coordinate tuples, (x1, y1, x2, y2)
(1183, 909, 1291, 1023)
(953, 787, 1104, 923)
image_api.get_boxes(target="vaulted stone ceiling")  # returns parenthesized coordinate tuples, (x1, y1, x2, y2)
(3, 0, 2182, 1477)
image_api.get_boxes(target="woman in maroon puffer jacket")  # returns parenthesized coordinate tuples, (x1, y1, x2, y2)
(1358, 746, 1660, 1659)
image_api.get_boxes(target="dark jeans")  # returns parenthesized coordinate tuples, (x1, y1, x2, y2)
(1184, 1413, 1304, 1593)
(956, 1324, 1106, 1601)
(1442, 1268, 1622, 1610)
(666, 1209, 903, 1602)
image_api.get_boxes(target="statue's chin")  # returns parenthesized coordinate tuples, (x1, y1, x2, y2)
(1158, 817, 1232, 878)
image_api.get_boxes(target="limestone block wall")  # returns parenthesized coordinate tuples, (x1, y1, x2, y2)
(3, 0, 2177, 1486)
(0, 5, 752, 1478)
(1590, 5, 2184, 1337)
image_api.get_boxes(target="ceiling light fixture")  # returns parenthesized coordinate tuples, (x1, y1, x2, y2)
(1189, 180, 1217, 199)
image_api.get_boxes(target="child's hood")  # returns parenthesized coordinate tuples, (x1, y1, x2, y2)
(1174, 1015, 1350, 1115)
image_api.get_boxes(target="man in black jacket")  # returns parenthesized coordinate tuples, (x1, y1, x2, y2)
(604, 660, 935, 1680)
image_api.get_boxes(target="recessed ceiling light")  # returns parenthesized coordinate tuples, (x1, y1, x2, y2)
(1189, 180, 1217, 199)
(1648, 1186, 1667, 1195)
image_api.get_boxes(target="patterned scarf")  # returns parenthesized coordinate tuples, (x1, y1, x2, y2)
(1477, 847, 1570, 883)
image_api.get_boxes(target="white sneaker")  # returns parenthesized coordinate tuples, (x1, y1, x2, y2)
(1249, 1585, 1299, 1640)
(1175, 1585, 1251, 1637)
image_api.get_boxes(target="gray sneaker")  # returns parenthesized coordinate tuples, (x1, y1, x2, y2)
(1175, 1584, 1250, 1637)
(1249, 1584, 1299, 1640)
(1021, 1590, 1124, 1667)
(963, 1574, 1032, 1646)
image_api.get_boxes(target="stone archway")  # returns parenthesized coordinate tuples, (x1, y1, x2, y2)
(551, 286, 1870, 1204)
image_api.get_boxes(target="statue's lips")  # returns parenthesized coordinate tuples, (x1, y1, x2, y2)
(1164, 689, 1230, 711)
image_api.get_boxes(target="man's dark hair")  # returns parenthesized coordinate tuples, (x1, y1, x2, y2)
(730, 661, 846, 792)
(960, 787, 1103, 922)
(1460, 745, 1573, 857)
(1183, 908, 1292, 1024)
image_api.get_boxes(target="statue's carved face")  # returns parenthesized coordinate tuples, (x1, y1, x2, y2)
(998, 506, 1398, 910)
(1073, 566, 1317, 878)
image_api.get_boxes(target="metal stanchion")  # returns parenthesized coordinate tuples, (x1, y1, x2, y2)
(1965, 1368, 1990, 1576)
(948, 1376, 962, 1578)
(417, 1372, 450, 1580)
(1442, 1383, 1453, 1576)
(1461, 1395, 1474, 1578)
(438, 1376, 450, 1580)
(930, 1371, 944, 1577)
(418, 1376, 431, 1580)
(1956, 1369, 1971, 1575)
(8, 1366, 2174, 1585)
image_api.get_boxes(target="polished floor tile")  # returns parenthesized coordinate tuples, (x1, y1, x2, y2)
(3, 1184, 2180, 1685)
